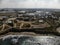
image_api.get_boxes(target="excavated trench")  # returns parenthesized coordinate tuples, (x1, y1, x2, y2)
(0, 28, 60, 36)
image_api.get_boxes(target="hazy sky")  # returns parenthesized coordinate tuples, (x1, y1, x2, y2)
(0, 0, 60, 9)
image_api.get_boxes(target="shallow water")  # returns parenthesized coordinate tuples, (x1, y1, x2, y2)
(0, 35, 60, 45)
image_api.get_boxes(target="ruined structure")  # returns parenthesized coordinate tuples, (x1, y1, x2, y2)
(0, 9, 60, 36)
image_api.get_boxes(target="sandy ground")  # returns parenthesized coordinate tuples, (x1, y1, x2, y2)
(0, 32, 56, 37)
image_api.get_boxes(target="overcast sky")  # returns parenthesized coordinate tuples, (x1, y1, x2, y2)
(0, 0, 60, 9)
